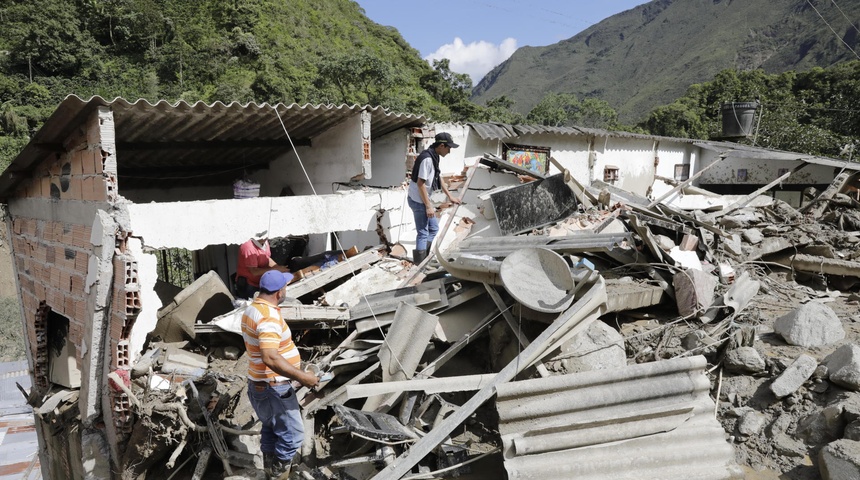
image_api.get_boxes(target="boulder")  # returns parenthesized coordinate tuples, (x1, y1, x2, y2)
(825, 344, 860, 391)
(820, 439, 860, 480)
(547, 320, 626, 374)
(774, 302, 845, 347)
(770, 354, 818, 398)
(737, 410, 767, 436)
(673, 269, 717, 317)
(725, 347, 767, 374)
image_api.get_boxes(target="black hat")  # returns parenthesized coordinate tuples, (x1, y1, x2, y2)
(434, 132, 459, 148)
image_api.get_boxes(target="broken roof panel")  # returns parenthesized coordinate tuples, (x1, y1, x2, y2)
(0, 95, 426, 196)
(495, 355, 741, 480)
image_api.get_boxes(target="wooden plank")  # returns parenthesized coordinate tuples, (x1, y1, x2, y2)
(483, 284, 550, 378)
(283, 247, 383, 299)
(647, 155, 727, 208)
(722, 162, 809, 215)
(370, 278, 607, 480)
(399, 164, 479, 287)
(346, 374, 497, 399)
(480, 153, 547, 179)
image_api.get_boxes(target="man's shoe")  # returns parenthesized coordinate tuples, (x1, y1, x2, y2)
(263, 452, 274, 477)
(271, 457, 292, 480)
(412, 249, 427, 264)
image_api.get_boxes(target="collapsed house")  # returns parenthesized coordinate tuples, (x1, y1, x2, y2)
(2, 95, 860, 479)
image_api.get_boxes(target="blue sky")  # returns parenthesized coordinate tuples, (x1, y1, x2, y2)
(355, 0, 648, 83)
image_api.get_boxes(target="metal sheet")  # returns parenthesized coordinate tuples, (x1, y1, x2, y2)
(495, 356, 742, 480)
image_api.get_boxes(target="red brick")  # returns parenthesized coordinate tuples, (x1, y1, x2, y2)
(70, 151, 85, 176)
(95, 150, 106, 174)
(75, 253, 89, 275)
(81, 150, 95, 175)
(75, 299, 88, 321)
(65, 176, 83, 200)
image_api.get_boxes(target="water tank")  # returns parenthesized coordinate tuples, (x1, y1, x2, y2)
(721, 102, 758, 138)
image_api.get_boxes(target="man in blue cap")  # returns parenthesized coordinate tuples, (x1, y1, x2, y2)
(242, 270, 320, 478)
(408, 132, 462, 263)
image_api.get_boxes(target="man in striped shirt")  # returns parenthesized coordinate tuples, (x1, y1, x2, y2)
(242, 270, 319, 479)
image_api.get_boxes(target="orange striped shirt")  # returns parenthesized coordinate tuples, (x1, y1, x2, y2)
(241, 297, 301, 382)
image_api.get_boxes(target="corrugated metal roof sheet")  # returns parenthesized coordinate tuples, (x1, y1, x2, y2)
(0, 95, 426, 196)
(467, 122, 857, 172)
(495, 356, 742, 480)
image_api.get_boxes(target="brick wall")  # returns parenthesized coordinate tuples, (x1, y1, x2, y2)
(12, 216, 93, 375)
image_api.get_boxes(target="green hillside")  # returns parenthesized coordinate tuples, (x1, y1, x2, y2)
(0, 0, 471, 170)
(473, 0, 860, 123)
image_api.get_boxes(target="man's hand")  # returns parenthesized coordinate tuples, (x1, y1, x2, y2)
(299, 371, 320, 389)
(447, 195, 462, 205)
(425, 206, 436, 218)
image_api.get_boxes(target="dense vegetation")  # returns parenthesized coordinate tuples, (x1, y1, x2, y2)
(642, 63, 860, 158)
(0, 0, 857, 174)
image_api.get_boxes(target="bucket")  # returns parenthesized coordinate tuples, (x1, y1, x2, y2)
(721, 102, 758, 138)
(233, 179, 260, 199)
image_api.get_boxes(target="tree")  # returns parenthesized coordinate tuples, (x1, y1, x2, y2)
(315, 51, 403, 106)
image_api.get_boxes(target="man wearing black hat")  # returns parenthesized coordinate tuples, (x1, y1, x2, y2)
(407, 132, 462, 263)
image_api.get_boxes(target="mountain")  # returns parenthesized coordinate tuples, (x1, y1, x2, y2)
(471, 0, 860, 123)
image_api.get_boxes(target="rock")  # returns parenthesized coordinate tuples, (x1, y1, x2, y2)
(723, 234, 744, 256)
(774, 302, 845, 347)
(742, 228, 764, 245)
(673, 269, 717, 317)
(549, 320, 626, 373)
(772, 432, 809, 457)
(819, 439, 860, 480)
(846, 421, 860, 441)
(737, 410, 767, 436)
(224, 346, 241, 361)
(725, 347, 767, 374)
(770, 354, 818, 398)
(655, 234, 675, 252)
(825, 344, 860, 391)
(797, 405, 846, 445)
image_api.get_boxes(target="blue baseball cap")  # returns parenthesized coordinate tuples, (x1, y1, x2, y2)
(259, 270, 294, 292)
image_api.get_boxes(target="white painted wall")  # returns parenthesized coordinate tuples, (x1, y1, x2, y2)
(124, 190, 406, 355)
(697, 156, 836, 185)
(262, 114, 365, 196)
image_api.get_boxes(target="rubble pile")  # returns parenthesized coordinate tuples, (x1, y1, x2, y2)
(111, 163, 860, 479)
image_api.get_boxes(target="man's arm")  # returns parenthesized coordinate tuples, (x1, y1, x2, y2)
(417, 178, 436, 218)
(440, 178, 462, 205)
(260, 348, 319, 388)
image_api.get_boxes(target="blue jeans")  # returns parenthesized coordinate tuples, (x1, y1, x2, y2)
(408, 197, 438, 251)
(247, 380, 304, 462)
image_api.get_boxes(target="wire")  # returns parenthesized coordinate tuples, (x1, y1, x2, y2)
(830, 0, 860, 36)
(271, 106, 411, 378)
(806, 0, 860, 61)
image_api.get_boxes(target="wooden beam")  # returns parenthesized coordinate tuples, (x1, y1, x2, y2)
(647, 155, 727, 208)
(116, 138, 311, 151)
(283, 247, 384, 299)
(370, 278, 607, 480)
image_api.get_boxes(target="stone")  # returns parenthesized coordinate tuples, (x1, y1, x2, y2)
(774, 302, 845, 347)
(770, 354, 818, 398)
(737, 410, 767, 436)
(723, 234, 744, 256)
(548, 320, 626, 373)
(845, 421, 860, 441)
(819, 439, 860, 480)
(673, 269, 717, 317)
(742, 228, 764, 245)
(725, 347, 767, 374)
(797, 405, 847, 445)
(825, 344, 860, 391)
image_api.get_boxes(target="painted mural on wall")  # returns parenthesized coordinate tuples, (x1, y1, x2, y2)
(503, 144, 550, 175)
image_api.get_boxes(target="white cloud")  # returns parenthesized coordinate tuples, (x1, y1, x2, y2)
(424, 37, 518, 84)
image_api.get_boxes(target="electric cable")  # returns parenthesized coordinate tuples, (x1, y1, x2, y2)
(806, 0, 860, 61)
(272, 106, 411, 377)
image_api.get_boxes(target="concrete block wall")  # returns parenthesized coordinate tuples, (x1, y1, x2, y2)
(11, 216, 93, 378)
(5, 107, 120, 478)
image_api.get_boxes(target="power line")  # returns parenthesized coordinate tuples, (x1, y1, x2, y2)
(830, 0, 860, 36)
(806, 0, 860, 61)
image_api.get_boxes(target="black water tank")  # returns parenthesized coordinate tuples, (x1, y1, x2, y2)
(721, 102, 758, 138)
